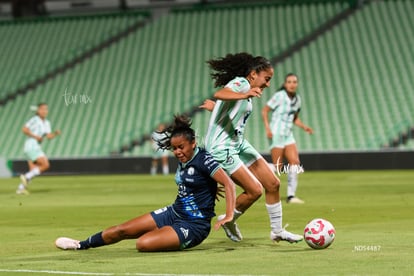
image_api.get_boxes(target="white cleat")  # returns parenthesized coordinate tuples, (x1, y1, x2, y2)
(55, 237, 80, 250)
(16, 188, 30, 195)
(20, 175, 29, 188)
(270, 225, 303, 243)
(287, 197, 305, 204)
(217, 214, 243, 242)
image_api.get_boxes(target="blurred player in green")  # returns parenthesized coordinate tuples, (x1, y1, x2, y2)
(262, 73, 313, 204)
(150, 123, 169, 175)
(16, 103, 61, 195)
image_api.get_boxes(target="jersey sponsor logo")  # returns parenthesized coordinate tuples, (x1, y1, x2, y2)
(180, 227, 189, 239)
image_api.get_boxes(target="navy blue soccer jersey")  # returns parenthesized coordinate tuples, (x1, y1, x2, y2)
(172, 147, 220, 220)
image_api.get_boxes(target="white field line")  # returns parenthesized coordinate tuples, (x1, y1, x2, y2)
(0, 269, 265, 276)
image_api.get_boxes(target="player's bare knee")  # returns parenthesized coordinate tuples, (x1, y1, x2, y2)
(136, 238, 152, 252)
(248, 185, 263, 201)
(264, 178, 280, 193)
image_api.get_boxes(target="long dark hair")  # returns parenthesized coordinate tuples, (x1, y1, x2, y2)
(207, 52, 272, 87)
(152, 115, 195, 150)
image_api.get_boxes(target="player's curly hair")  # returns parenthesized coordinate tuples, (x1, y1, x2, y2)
(152, 114, 195, 150)
(207, 52, 272, 87)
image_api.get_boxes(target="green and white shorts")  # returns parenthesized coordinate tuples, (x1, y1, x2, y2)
(269, 133, 296, 149)
(24, 140, 46, 162)
(209, 139, 262, 175)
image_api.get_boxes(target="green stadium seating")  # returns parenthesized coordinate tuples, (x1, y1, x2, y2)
(2, 1, 413, 161)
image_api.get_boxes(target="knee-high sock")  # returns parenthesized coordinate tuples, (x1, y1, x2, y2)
(79, 231, 105, 249)
(266, 202, 282, 233)
(287, 169, 298, 197)
(25, 167, 40, 181)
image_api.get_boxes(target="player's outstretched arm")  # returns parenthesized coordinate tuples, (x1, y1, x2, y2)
(294, 116, 313, 134)
(211, 168, 236, 230)
(46, 130, 61, 139)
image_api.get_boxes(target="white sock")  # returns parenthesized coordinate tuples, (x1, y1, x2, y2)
(287, 167, 298, 197)
(25, 167, 40, 181)
(266, 202, 282, 233)
(150, 166, 156, 175)
(162, 165, 169, 175)
(18, 183, 25, 190)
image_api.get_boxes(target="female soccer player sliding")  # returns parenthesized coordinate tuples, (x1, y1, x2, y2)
(55, 115, 236, 252)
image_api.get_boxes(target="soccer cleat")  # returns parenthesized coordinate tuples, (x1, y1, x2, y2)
(270, 225, 303, 243)
(16, 188, 30, 195)
(287, 197, 305, 204)
(55, 237, 80, 250)
(217, 214, 243, 242)
(20, 175, 29, 187)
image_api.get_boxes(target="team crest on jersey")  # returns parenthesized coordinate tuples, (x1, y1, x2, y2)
(226, 156, 234, 165)
(187, 167, 195, 175)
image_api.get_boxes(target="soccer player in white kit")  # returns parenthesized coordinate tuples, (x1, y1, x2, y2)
(200, 53, 302, 244)
(262, 73, 313, 204)
(16, 103, 60, 195)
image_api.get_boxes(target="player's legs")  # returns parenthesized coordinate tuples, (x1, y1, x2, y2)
(284, 143, 304, 204)
(230, 166, 263, 212)
(249, 158, 302, 243)
(216, 165, 262, 242)
(136, 226, 180, 252)
(270, 147, 285, 174)
(161, 155, 169, 175)
(17, 155, 49, 194)
(211, 146, 263, 242)
(248, 157, 280, 204)
(102, 213, 158, 244)
(151, 158, 158, 175)
(56, 213, 159, 250)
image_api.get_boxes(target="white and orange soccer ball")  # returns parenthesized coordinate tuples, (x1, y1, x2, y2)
(304, 218, 336, 249)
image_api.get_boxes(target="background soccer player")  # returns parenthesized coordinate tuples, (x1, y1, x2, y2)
(16, 103, 60, 195)
(262, 73, 313, 204)
(150, 123, 170, 175)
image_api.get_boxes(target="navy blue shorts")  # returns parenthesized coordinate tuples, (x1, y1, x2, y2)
(150, 205, 211, 250)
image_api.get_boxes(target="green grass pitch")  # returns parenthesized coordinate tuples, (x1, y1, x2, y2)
(0, 170, 413, 275)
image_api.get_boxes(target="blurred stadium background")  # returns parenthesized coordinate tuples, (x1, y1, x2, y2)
(0, 0, 413, 175)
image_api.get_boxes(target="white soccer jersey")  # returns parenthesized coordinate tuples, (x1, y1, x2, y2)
(25, 115, 51, 144)
(266, 89, 301, 136)
(205, 77, 252, 152)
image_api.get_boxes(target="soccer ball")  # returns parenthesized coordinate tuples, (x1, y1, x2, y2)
(304, 218, 335, 249)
